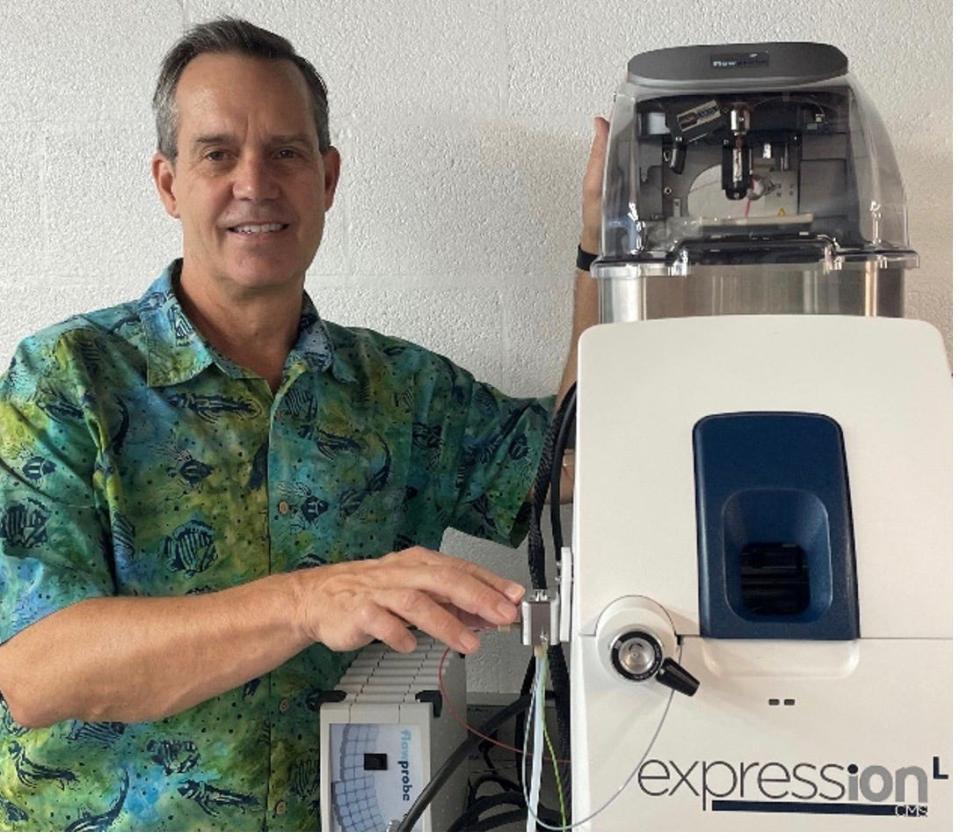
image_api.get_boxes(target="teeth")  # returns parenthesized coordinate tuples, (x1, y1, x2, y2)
(231, 223, 285, 234)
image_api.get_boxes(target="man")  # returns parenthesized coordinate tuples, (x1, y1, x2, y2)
(0, 17, 606, 830)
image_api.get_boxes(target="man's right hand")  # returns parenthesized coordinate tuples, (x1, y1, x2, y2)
(0, 548, 524, 728)
(581, 116, 610, 254)
(291, 547, 526, 655)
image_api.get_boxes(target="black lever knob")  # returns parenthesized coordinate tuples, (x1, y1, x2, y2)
(655, 657, 700, 697)
(610, 631, 699, 698)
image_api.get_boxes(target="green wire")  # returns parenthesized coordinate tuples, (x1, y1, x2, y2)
(539, 659, 567, 828)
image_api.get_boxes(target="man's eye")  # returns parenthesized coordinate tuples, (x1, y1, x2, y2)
(205, 150, 229, 162)
(276, 148, 299, 159)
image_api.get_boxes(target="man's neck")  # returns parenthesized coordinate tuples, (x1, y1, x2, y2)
(177, 263, 304, 393)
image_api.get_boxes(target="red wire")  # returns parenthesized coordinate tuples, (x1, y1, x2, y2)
(436, 644, 570, 763)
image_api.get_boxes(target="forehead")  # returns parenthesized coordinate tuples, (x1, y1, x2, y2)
(174, 52, 316, 139)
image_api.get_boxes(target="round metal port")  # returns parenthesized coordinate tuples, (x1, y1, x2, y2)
(611, 631, 663, 681)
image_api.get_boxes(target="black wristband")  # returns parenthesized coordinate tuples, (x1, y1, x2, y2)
(576, 245, 598, 272)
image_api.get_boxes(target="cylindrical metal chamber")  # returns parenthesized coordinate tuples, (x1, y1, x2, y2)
(595, 264, 904, 323)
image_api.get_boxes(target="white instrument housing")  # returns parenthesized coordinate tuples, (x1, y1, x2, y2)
(570, 316, 952, 830)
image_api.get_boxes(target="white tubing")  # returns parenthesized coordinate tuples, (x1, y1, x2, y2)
(524, 651, 547, 832)
(521, 643, 684, 830)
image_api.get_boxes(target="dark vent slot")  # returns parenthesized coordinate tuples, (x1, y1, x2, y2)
(740, 542, 810, 616)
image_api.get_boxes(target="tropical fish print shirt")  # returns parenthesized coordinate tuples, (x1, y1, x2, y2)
(0, 259, 552, 830)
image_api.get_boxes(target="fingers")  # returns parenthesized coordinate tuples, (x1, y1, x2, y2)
(588, 116, 610, 164)
(442, 603, 500, 632)
(581, 116, 610, 250)
(445, 555, 526, 604)
(388, 547, 525, 603)
(376, 549, 522, 628)
(377, 588, 480, 654)
(583, 123, 608, 195)
(308, 549, 526, 656)
(354, 602, 418, 654)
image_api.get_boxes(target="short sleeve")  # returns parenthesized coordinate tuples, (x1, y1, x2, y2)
(435, 363, 553, 547)
(0, 334, 114, 645)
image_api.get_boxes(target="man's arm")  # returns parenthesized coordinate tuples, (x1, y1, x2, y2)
(554, 116, 609, 501)
(0, 548, 523, 729)
(557, 116, 608, 403)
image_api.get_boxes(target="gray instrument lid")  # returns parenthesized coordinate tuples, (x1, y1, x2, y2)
(627, 42, 848, 89)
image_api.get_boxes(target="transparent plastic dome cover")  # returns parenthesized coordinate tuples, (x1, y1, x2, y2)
(598, 43, 916, 275)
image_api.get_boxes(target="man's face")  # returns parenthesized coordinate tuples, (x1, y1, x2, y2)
(152, 53, 339, 295)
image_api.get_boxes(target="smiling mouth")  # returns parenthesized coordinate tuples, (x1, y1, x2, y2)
(227, 223, 290, 235)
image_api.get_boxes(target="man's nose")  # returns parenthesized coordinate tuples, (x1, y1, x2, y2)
(232, 154, 280, 201)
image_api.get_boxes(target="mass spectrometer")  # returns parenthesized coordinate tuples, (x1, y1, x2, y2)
(561, 42, 952, 831)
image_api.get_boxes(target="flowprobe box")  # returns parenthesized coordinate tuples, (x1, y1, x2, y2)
(319, 633, 467, 831)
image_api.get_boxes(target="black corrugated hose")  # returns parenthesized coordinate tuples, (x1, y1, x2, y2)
(524, 383, 578, 818)
(527, 384, 578, 589)
(448, 791, 561, 831)
(396, 696, 531, 831)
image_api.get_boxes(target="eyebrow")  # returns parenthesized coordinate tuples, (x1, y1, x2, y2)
(271, 134, 314, 147)
(191, 133, 314, 148)
(192, 134, 233, 148)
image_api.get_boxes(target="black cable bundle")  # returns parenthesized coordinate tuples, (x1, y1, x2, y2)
(396, 696, 531, 831)
(546, 644, 571, 801)
(448, 792, 560, 832)
(527, 384, 577, 589)
(523, 383, 578, 817)
(397, 385, 579, 833)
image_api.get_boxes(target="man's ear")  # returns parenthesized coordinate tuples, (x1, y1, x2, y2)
(320, 147, 341, 212)
(151, 152, 180, 219)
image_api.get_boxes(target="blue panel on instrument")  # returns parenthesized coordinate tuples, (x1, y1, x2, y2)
(694, 412, 859, 640)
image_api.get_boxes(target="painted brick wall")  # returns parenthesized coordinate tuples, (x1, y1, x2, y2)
(0, 0, 951, 694)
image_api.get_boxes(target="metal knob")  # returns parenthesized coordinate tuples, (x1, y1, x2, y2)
(611, 631, 662, 681)
(610, 630, 700, 697)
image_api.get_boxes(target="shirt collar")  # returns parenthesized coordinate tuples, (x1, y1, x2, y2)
(287, 294, 357, 384)
(138, 259, 355, 387)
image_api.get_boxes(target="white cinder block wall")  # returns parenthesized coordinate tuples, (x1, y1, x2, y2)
(0, 0, 951, 696)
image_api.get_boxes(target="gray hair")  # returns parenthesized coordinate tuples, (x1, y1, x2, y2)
(152, 16, 331, 160)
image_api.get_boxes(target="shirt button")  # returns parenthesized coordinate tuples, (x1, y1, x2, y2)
(278, 500, 291, 515)
(278, 698, 290, 713)
(275, 800, 287, 816)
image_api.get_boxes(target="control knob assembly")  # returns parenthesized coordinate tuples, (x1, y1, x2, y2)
(610, 629, 699, 696)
